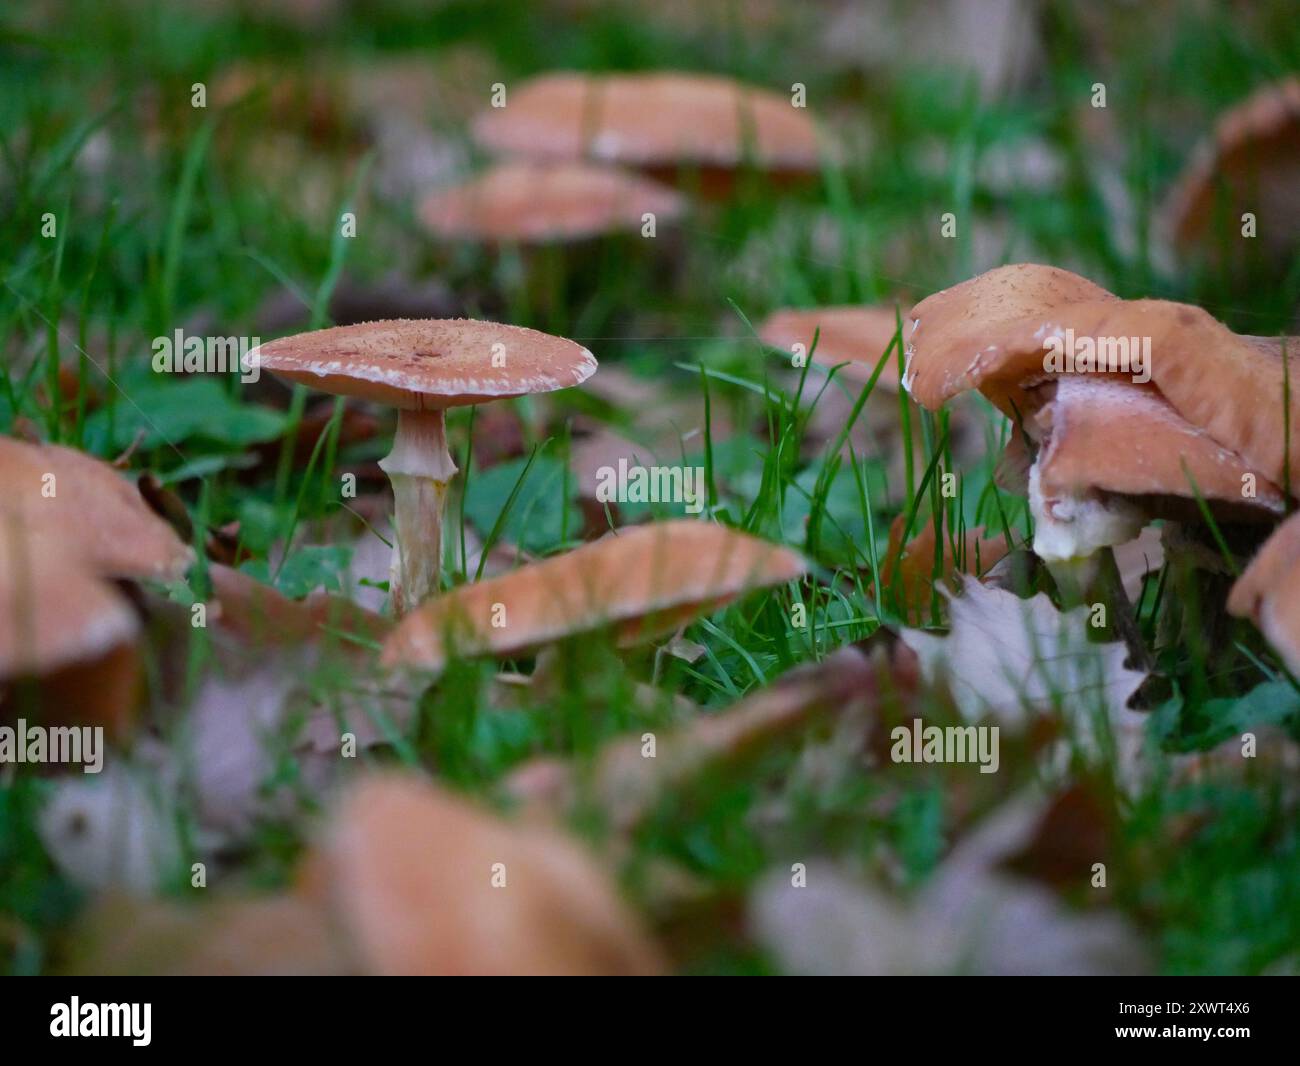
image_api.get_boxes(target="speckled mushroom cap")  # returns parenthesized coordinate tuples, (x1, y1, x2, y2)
(251, 319, 598, 410)
(382, 520, 806, 673)
(0, 438, 193, 582)
(1228, 511, 1300, 674)
(419, 161, 684, 244)
(903, 263, 1117, 412)
(472, 71, 820, 173)
(0, 523, 139, 679)
(759, 306, 904, 389)
(904, 263, 1300, 489)
(1033, 378, 1284, 517)
(1164, 77, 1300, 253)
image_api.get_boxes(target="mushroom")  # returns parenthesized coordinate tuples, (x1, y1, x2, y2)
(472, 71, 821, 194)
(903, 263, 1300, 492)
(1228, 511, 1300, 674)
(314, 772, 666, 975)
(382, 520, 806, 674)
(419, 160, 684, 244)
(902, 262, 1116, 415)
(1027, 378, 1283, 564)
(0, 517, 141, 735)
(758, 305, 904, 389)
(902, 265, 1296, 665)
(1164, 77, 1300, 263)
(0, 437, 193, 582)
(758, 303, 987, 497)
(251, 318, 597, 614)
(1017, 377, 1284, 661)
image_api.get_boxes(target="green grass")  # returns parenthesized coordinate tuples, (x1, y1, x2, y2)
(2, 0, 1300, 976)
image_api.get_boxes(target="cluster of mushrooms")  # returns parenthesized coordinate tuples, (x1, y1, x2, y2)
(5, 63, 1299, 976)
(2, 67, 828, 712)
(900, 261, 1300, 665)
(423, 71, 822, 245)
(0, 69, 837, 974)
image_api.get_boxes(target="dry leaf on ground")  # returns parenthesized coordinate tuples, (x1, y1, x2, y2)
(900, 578, 1150, 789)
(901, 577, 1145, 729)
(750, 790, 1149, 975)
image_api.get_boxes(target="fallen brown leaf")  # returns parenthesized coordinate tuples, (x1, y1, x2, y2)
(880, 514, 1009, 624)
(504, 647, 879, 832)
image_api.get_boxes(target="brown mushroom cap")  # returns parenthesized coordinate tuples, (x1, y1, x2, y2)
(382, 520, 806, 673)
(419, 161, 684, 244)
(0, 523, 139, 682)
(252, 318, 597, 410)
(903, 263, 1117, 411)
(904, 263, 1300, 488)
(759, 306, 903, 389)
(1034, 377, 1284, 518)
(473, 71, 820, 173)
(320, 773, 666, 975)
(1151, 331, 1300, 494)
(1228, 510, 1300, 674)
(0, 438, 193, 582)
(1164, 77, 1300, 255)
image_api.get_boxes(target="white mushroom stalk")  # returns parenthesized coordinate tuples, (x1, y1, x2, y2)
(251, 320, 598, 619)
(378, 407, 459, 616)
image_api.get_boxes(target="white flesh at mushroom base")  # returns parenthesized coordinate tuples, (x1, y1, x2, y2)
(1027, 463, 1144, 592)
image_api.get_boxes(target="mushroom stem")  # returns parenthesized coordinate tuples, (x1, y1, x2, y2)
(379, 407, 459, 615)
(1049, 547, 1153, 673)
(1091, 546, 1154, 673)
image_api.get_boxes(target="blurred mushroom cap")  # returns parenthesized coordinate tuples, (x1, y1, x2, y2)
(880, 514, 1009, 624)
(419, 160, 684, 244)
(0, 438, 193, 582)
(759, 305, 904, 389)
(473, 71, 821, 173)
(382, 520, 806, 673)
(1228, 511, 1300, 674)
(208, 563, 388, 648)
(252, 318, 597, 410)
(1164, 77, 1300, 257)
(320, 772, 666, 975)
(0, 520, 139, 681)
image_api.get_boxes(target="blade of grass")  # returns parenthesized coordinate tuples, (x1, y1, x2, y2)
(474, 440, 548, 582)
